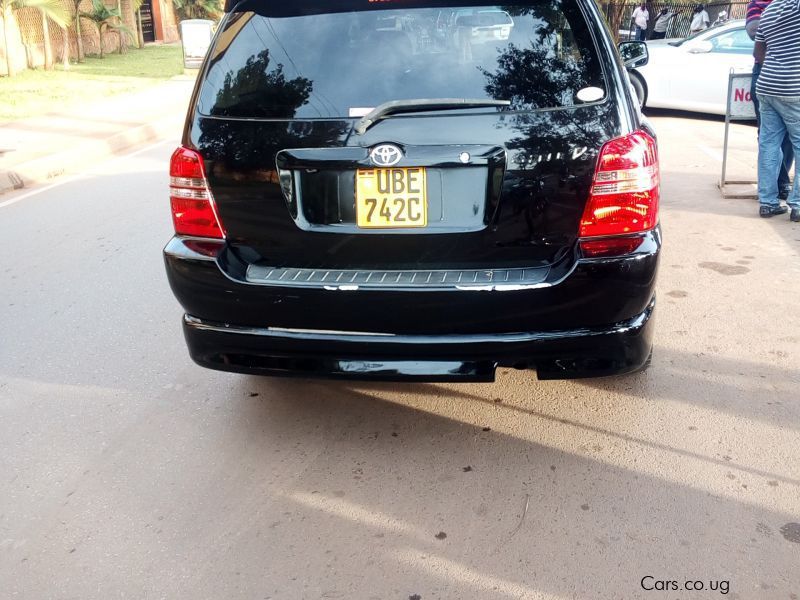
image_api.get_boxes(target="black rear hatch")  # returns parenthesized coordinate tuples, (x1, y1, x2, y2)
(187, 0, 624, 271)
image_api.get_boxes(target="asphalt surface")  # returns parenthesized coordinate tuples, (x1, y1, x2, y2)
(1, 115, 799, 600)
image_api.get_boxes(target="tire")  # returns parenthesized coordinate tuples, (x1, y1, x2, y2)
(629, 72, 647, 109)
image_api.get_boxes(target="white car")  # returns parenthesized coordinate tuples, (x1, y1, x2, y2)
(630, 20, 755, 115)
(451, 9, 514, 44)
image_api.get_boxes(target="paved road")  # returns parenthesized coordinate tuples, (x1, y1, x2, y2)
(1, 116, 799, 600)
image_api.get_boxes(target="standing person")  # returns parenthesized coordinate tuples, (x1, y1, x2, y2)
(651, 8, 676, 39)
(631, 2, 650, 41)
(689, 4, 710, 34)
(754, 0, 800, 220)
(747, 0, 794, 204)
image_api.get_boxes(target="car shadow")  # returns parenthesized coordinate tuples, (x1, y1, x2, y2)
(644, 107, 737, 126)
(168, 373, 800, 599)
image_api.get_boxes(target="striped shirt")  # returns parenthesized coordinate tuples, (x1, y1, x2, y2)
(755, 0, 800, 96)
(746, 0, 772, 43)
(747, 0, 772, 23)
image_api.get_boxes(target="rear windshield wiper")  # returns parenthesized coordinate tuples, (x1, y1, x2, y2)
(354, 98, 511, 135)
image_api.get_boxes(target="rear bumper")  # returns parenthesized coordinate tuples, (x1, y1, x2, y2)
(165, 231, 659, 381)
(182, 297, 655, 381)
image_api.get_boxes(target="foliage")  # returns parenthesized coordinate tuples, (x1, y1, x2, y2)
(3, 0, 70, 27)
(172, 0, 222, 21)
(131, 0, 144, 47)
(212, 49, 312, 119)
(71, 0, 85, 60)
(483, 41, 591, 111)
(2, 0, 71, 76)
(479, 37, 609, 167)
(79, 0, 132, 58)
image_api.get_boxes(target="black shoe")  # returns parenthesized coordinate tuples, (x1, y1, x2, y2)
(791, 208, 800, 222)
(779, 186, 792, 201)
(760, 205, 788, 218)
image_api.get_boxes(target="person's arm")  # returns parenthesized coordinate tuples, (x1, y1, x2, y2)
(746, 17, 760, 40)
(754, 28, 767, 62)
(754, 40, 767, 62)
(746, 0, 765, 39)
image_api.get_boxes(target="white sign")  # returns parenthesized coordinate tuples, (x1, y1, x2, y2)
(180, 19, 214, 68)
(719, 70, 758, 195)
(728, 73, 756, 120)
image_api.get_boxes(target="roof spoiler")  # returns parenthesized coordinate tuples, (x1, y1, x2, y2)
(223, 0, 514, 15)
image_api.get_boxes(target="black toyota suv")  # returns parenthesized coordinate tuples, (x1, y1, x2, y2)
(164, 0, 660, 382)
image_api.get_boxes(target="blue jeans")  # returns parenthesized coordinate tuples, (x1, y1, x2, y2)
(757, 94, 800, 209)
(751, 64, 794, 195)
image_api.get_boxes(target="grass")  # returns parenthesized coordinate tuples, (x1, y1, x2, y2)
(0, 44, 184, 122)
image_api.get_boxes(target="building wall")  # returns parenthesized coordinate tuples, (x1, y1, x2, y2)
(159, 0, 179, 42)
(151, 0, 179, 42)
(0, 0, 179, 75)
(1, 11, 30, 75)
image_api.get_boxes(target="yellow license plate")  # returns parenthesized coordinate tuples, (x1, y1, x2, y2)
(356, 167, 427, 228)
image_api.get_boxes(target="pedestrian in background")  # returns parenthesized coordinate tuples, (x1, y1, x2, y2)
(631, 2, 650, 41)
(747, 0, 794, 204)
(754, 0, 800, 220)
(651, 8, 676, 39)
(689, 4, 710, 34)
(711, 9, 728, 25)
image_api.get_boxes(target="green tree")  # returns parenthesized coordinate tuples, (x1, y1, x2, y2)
(37, 0, 71, 69)
(132, 0, 144, 47)
(71, 0, 84, 61)
(79, 0, 131, 58)
(2, 0, 69, 76)
(172, 0, 221, 21)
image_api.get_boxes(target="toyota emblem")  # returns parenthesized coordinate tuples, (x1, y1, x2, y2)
(369, 144, 403, 167)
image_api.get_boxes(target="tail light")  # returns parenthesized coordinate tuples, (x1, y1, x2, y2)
(579, 131, 659, 257)
(169, 147, 225, 239)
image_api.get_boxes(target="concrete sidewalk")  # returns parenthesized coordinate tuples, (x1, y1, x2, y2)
(0, 75, 196, 195)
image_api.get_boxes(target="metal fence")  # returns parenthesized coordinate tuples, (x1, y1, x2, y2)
(601, 2, 748, 41)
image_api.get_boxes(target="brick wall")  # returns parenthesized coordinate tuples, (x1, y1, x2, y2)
(1, 0, 178, 75)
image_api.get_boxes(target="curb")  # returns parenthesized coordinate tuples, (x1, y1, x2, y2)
(0, 112, 184, 197)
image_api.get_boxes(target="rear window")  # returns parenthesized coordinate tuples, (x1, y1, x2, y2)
(198, 2, 605, 119)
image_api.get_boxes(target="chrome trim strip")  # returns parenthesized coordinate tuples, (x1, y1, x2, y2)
(183, 299, 654, 344)
(163, 236, 221, 261)
(268, 326, 395, 337)
(246, 264, 551, 290)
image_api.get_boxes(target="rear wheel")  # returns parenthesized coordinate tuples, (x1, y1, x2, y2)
(629, 72, 647, 108)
